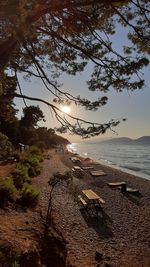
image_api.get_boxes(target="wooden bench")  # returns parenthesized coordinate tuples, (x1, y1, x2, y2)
(78, 195, 87, 207)
(98, 197, 105, 204)
(90, 170, 107, 176)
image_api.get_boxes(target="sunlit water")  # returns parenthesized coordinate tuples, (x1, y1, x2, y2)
(68, 142, 150, 180)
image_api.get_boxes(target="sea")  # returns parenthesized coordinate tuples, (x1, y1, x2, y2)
(67, 142, 150, 180)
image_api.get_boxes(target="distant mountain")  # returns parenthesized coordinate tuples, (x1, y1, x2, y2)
(99, 136, 150, 145)
(134, 136, 150, 145)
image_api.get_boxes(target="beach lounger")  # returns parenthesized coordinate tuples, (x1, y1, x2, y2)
(70, 157, 81, 164)
(125, 187, 139, 194)
(118, 184, 139, 194)
(73, 166, 83, 171)
(92, 161, 100, 165)
(90, 170, 107, 176)
(82, 158, 94, 166)
(82, 166, 94, 170)
(108, 182, 126, 187)
(108, 182, 139, 194)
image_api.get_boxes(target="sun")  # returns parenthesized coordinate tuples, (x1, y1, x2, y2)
(61, 105, 71, 114)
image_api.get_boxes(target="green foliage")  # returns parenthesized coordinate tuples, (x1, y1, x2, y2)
(12, 148, 42, 186)
(29, 146, 43, 162)
(0, 72, 18, 123)
(49, 171, 72, 187)
(19, 126, 39, 146)
(20, 106, 45, 128)
(11, 163, 30, 189)
(29, 145, 42, 156)
(25, 155, 41, 177)
(20, 183, 40, 208)
(0, 132, 13, 160)
(0, 177, 17, 207)
(0, 247, 21, 267)
(34, 141, 47, 151)
(12, 151, 22, 162)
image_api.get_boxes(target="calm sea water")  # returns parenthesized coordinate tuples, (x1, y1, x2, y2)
(68, 142, 150, 180)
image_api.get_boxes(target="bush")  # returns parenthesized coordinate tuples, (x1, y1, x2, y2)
(20, 183, 40, 208)
(28, 166, 38, 177)
(11, 164, 30, 189)
(0, 247, 21, 267)
(29, 146, 41, 156)
(12, 151, 22, 162)
(0, 177, 17, 207)
(13, 151, 28, 163)
(25, 156, 41, 177)
(0, 132, 14, 160)
(34, 141, 47, 151)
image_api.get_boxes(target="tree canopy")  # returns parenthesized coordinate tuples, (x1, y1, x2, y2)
(20, 105, 45, 128)
(0, 0, 149, 137)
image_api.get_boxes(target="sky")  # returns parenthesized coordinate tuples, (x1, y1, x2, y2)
(15, 64, 150, 143)
(14, 25, 150, 143)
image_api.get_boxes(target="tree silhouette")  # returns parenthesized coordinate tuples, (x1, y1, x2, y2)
(0, 0, 149, 137)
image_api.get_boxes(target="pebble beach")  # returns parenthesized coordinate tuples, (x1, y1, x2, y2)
(36, 149, 150, 267)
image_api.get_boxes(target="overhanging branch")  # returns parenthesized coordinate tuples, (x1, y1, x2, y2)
(13, 92, 121, 137)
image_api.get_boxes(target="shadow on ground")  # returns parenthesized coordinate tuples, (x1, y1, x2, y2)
(122, 192, 143, 206)
(80, 207, 113, 239)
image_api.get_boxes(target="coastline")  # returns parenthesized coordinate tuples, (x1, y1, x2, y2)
(67, 143, 150, 181)
(85, 156, 150, 181)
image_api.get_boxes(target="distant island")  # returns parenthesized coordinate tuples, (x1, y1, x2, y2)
(99, 136, 150, 145)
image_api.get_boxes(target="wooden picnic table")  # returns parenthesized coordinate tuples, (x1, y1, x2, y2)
(78, 189, 105, 214)
(82, 189, 105, 204)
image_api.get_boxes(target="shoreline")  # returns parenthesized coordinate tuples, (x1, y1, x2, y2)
(67, 144, 150, 181)
(83, 155, 150, 181)
(64, 151, 150, 189)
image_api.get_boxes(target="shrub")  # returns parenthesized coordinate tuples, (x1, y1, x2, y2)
(35, 141, 47, 151)
(0, 248, 21, 267)
(13, 151, 28, 163)
(20, 183, 40, 208)
(11, 164, 30, 189)
(29, 146, 41, 156)
(0, 177, 17, 207)
(25, 156, 41, 177)
(28, 166, 39, 177)
(0, 132, 13, 160)
(12, 151, 22, 162)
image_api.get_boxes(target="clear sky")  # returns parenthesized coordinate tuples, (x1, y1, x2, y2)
(14, 25, 150, 143)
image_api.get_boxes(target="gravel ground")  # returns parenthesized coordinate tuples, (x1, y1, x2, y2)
(34, 149, 150, 267)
